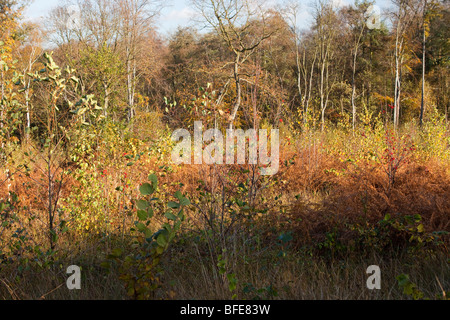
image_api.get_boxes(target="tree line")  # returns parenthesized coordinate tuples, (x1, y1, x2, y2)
(1, 0, 449, 141)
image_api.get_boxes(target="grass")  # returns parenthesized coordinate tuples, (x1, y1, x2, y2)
(1, 245, 447, 300)
(0, 119, 449, 300)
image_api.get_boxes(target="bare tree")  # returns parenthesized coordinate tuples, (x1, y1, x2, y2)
(343, 3, 366, 132)
(285, 2, 317, 126)
(391, 0, 418, 129)
(191, 0, 277, 128)
(312, 0, 339, 131)
(115, 0, 164, 121)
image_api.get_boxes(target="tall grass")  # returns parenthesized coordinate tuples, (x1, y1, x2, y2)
(0, 119, 448, 300)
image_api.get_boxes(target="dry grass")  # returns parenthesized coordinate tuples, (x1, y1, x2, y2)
(1, 247, 447, 300)
(0, 124, 448, 300)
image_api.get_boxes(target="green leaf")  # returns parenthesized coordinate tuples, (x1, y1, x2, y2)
(136, 200, 149, 210)
(178, 209, 185, 221)
(227, 273, 237, 292)
(165, 211, 177, 221)
(135, 222, 147, 233)
(174, 190, 182, 200)
(148, 174, 158, 190)
(144, 228, 153, 238)
(156, 234, 167, 247)
(180, 197, 190, 206)
(139, 183, 154, 196)
(137, 210, 148, 221)
(168, 201, 180, 209)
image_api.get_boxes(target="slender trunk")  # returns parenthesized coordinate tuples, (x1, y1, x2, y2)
(26, 89, 30, 140)
(296, 49, 303, 117)
(131, 58, 136, 117)
(322, 61, 331, 132)
(126, 44, 133, 121)
(229, 53, 241, 129)
(351, 58, 357, 131)
(394, 21, 402, 130)
(104, 83, 110, 118)
(394, 50, 399, 128)
(420, 8, 426, 126)
(305, 52, 316, 125)
(48, 158, 54, 250)
(397, 56, 403, 126)
(320, 58, 326, 131)
(351, 26, 364, 132)
(1, 70, 4, 149)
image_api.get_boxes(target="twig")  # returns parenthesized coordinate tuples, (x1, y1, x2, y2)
(39, 282, 65, 300)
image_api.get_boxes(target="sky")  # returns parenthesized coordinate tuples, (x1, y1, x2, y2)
(24, 0, 198, 35)
(23, 0, 393, 37)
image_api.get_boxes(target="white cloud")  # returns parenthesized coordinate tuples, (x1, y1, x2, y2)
(165, 7, 197, 21)
(331, 0, 350, 8)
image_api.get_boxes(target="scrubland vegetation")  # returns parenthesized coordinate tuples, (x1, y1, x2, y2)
(0, 0, 448, 300)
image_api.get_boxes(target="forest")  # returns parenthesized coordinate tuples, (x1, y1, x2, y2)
(0, 0, 448, 300)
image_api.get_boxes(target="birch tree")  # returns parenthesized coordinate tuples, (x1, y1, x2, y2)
(391, 0, 417, 129)
(312, 0, 339, 131)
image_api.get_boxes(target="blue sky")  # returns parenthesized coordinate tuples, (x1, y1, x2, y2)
(24, 0, 196, 35)
(24, 0, 393, 36)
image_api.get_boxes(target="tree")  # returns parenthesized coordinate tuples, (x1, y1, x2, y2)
(285, 1, 317, 126)
(391, 0, 419, 129)
(0, 0, 22, 146)
(15, 22, 43, 139)
(25, 52, 103, 250)
(116, 0, 164, 121)
(80, 42, 123, 117)
(342, 2, 368, 131)
(47, 0, 164, 121)
(426, 0, 449, 121)
(419, 0, 440, 125)
(312, 0, 340, 131)
(191, 0, 278, 128)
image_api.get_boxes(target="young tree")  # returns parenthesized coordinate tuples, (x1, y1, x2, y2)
(80, 42, 123, 118)
(15, 22, 43, 139)
(419, 0, 440, 125)
(285, 1, 317, 126)
(116, 0, 164, 121)
(312, 0, 340, 131)
(391, 0, 418, 128)
(25, 52, 103, 250)
(342, 2, 368, 131)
